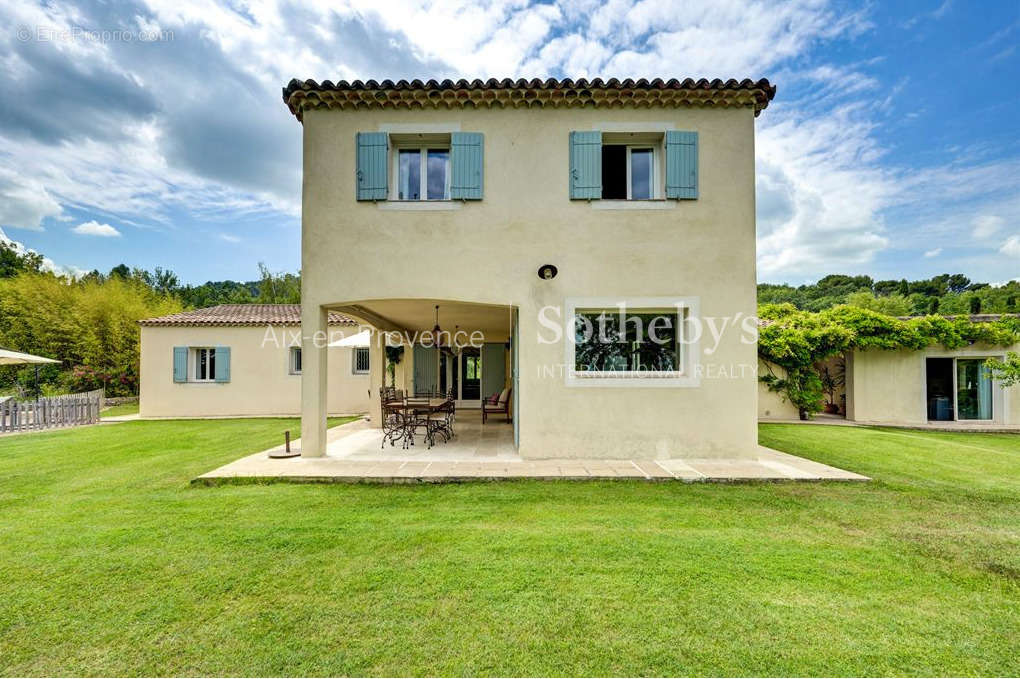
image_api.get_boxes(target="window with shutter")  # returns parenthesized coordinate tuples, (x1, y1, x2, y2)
(569, 131, 602, 199)
(665, 130, 698, 199)
(450, 132, 484, 199)
(356, 132, 389, 200)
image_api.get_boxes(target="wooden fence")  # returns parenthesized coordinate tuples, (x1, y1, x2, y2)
(0, 389, 104, 434)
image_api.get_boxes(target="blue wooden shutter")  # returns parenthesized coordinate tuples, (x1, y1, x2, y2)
(173, 347, 188, 383)
(356, 132, 388, 200)
(413, 345, 437, 394)
(569, 131, 602, 199)
(214, 346, 231, 383)
(665, 131, 698, 199)
(450, 132, 483, 199)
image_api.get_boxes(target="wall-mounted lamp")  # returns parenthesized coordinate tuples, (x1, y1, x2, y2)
(537, 264, 558, 280)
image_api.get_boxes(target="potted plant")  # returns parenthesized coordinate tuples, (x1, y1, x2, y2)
(384, 346, 404, 388)
(818, 358, 845, 415)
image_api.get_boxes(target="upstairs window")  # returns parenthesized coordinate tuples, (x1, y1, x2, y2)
(602, 145, 657, 200)
(357, 131, 483, 202)
(570, 130, 696, 201)
(396, 147, 450, 200)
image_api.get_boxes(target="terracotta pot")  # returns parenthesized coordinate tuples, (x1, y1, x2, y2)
(823, 403, 840, 415)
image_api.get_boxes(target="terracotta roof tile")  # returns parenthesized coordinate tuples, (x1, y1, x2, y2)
(282, 77, 777, 120)
(139, 304, 356, 327)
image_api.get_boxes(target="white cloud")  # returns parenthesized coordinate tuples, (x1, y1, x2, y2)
(219, 233, 241, 243)
(72, 221, 122, 237)
(923, 248, 942, 258)
(1001, 235, 1020, 257)
(973, 215, 1004, 239)
(0, 168, 63, 230)
(755, 104, 893, 277)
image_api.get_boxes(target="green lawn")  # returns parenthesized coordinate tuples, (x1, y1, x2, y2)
(0, 420, 1017, 676)
(100, 401, 140, 417)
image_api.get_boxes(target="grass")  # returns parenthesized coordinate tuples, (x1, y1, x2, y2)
(0, 419, 1016, 676)
(100, 401, 140, 417)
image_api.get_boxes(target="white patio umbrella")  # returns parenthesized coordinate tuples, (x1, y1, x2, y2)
(327, 330, 371, 348)
(0, 348, 60, 365)
(0, 348, 60, 401)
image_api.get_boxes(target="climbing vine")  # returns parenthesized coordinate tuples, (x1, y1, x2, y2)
(757, 304, 1020, 419)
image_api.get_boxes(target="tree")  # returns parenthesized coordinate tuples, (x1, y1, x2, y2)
(873, 279, 902, 297)
(946, 274, 971, 294)
(0, 240, 44, 278)
(846, 291, 912, 316)
(134, 266, 180, 296)
(109, 264, 130, 279)
(0, 272, 181, 396)
(928, 297, 940, 314)
(969, 296, 982, 314)
(255, 262, 301, 303)
(986, 353, 1020, 387)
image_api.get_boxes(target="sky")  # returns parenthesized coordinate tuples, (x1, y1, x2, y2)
(0, 0, 1017, 286)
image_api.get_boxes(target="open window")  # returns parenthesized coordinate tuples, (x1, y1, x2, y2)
(601, 136, 661, 200)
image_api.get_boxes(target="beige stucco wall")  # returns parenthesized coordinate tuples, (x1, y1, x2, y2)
(847, 344, 1020, 425)
(140, 325, 370, 417)
(300, 105, 758, 458)
(757, 360, 801, 420)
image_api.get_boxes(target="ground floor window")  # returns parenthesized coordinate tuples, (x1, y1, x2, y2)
(289, 346, 302, 375)
(926, 356, 995, 421)
(574, 310, 680, 373)
(565, 297, 699, 387)
(192, 347, 216, 381)
(353, 347, 370, 374)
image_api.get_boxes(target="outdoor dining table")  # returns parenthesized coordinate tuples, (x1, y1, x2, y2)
(382, 397, 454, 449)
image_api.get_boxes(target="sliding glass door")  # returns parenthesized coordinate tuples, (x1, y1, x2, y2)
(956, 359, 993, 420)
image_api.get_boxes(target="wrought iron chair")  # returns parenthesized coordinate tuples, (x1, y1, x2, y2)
(380, 388, 405, 449)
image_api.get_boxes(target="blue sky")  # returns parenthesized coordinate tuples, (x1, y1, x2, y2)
(0, 0, 1017, 285)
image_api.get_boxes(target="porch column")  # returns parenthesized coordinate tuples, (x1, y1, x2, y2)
(368, 330, 384, 428)
(301, 304, 328, 457)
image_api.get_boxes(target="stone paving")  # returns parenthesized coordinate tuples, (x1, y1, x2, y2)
(195, 412, 869, 484)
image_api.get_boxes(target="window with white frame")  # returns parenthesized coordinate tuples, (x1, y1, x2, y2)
(602, 134, 662, 200)
(565, 298, 699, 387)
(289, 346, 302, 375)
(191, 347, 217, 381)
(353, 347, 370, 374)
(574, 309, 684, 375)
(395, 146, 450, 200)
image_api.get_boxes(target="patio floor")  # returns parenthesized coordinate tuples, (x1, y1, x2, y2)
(195, 411, 868, 484)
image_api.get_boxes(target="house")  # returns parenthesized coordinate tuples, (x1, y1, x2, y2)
(283, 77, 776, 459)
(138, 305, 372, 418)
(758, 315, 1020, 426)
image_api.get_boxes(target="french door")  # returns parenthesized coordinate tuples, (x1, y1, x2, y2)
(926, 357, 995, 421)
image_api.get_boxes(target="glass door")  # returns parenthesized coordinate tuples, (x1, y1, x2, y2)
(956, 359, 993, 420)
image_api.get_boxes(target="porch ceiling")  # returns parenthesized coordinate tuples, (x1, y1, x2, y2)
(331, 299, 514, 342)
